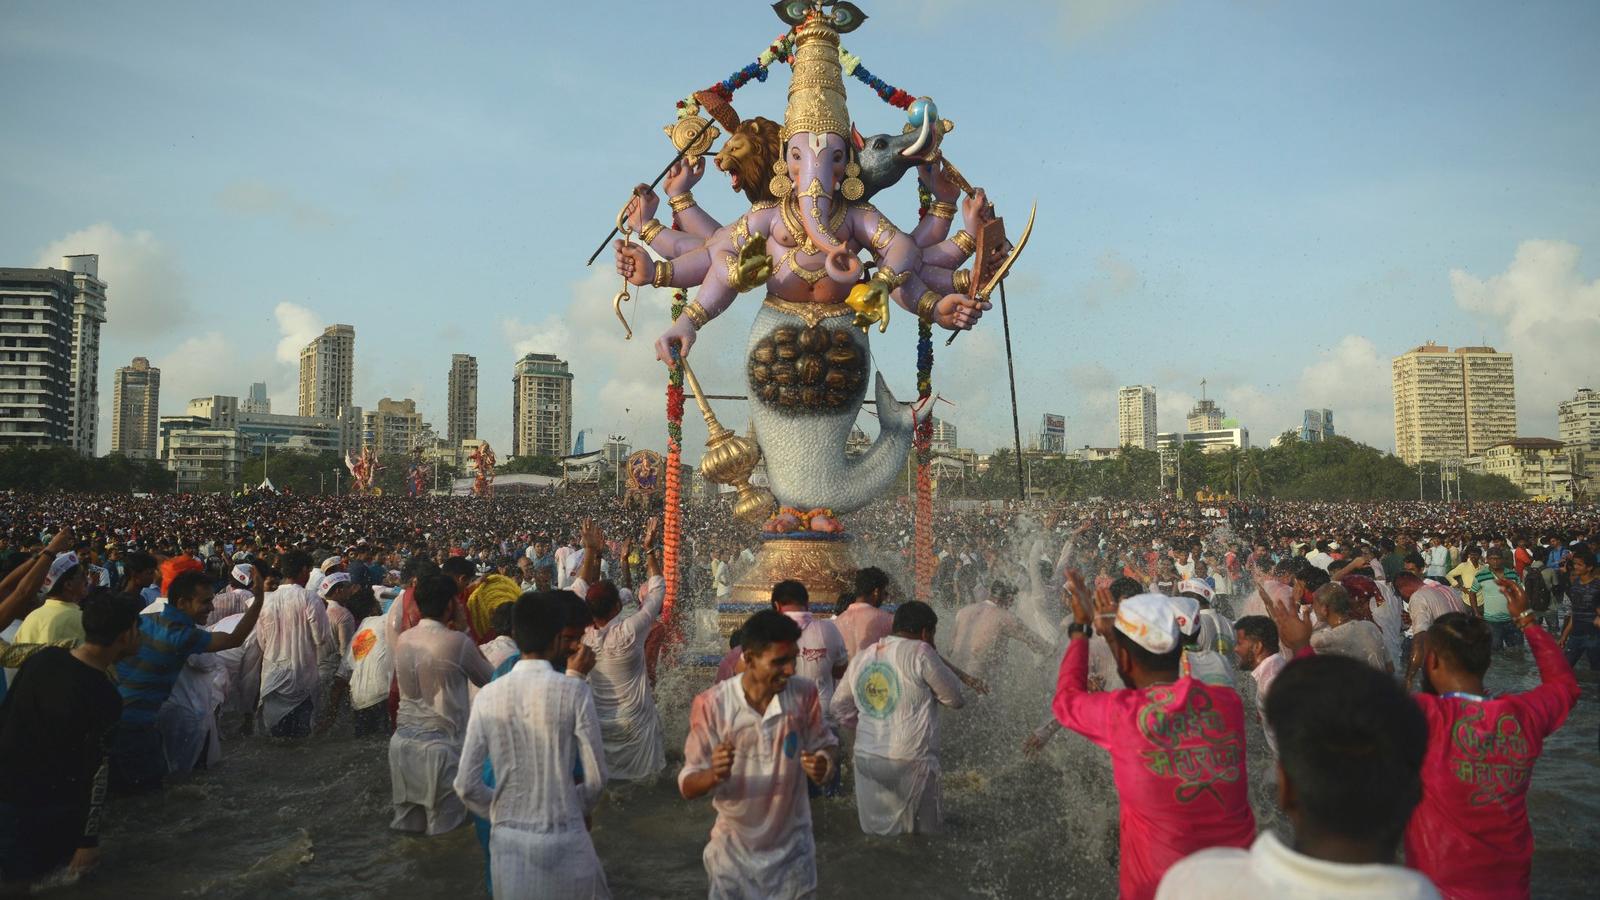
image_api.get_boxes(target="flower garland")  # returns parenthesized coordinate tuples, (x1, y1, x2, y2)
(662, 291, 688, 620)
(676, 33, 797, 120)
(912, 188, 937, 602)
(838, 47, 916, 109)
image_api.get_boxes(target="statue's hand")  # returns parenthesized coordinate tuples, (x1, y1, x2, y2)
(624, 185, 660, 233)
(656, 316, 698, 366)
(918, 162, 960, 204)
(728, 233, 773, 293)
(962, 188, 994, 232)
(935, 293, 990, 331)
(663, 159, 706, 198)
(614, 240, 652, 287)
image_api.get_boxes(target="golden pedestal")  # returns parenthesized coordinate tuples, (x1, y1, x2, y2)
(718, 537, 857, 638)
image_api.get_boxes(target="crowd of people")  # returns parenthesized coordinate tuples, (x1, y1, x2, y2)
(0, 486, 1595, 897)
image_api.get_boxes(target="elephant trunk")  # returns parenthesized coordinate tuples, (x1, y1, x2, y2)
(799, 190, 861, 282)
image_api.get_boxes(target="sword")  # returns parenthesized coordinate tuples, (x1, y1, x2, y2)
(946, 202, 1035, 345)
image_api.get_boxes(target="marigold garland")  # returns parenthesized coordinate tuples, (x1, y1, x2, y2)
(662, 291, 688, 621)
(673, 36, 918, 120)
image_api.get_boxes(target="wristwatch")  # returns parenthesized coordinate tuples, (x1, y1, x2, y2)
(1067, 623, 1092, 638)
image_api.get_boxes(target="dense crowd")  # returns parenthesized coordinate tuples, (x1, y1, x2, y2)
(0, 487, 1596, 897)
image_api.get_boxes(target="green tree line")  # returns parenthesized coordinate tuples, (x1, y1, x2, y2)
(0, 447, 174, 493)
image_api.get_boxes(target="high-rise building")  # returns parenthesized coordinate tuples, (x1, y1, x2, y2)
(447, 353, 478, 444)
(512, 352, 573, 459)
(1118, 385, 1157, 450)
(1559, 387, 1600, 493)
(1392, 342, 1516, 465)
(111, 357, 160, 459)
(241, 381, 270, 413)
(1300, 408, 1335, 442)
(930, 417, 958, 452)
(1186, 399, 1223, 432)
(0, 267, 75, 447)
(297, 324, 355, 418)
(363, 397, 428, 454)
(62, 255, 106, 455)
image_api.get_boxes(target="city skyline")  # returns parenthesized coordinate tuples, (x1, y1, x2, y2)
(3, 2, 1598, 458)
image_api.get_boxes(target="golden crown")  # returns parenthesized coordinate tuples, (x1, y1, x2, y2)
(781, 16, 850, 142)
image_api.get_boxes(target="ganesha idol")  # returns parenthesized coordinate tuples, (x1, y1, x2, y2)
(615, 12, 1008, 522)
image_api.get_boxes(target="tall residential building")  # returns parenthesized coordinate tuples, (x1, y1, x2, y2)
(0, 267, 75, 447)
(1392, 342, 1516, 465)
(1118, 385, 1157, 450)
(447, 353, 478, 444)
(930, 417, 958, 452)
(1559, 387, 1600, 492)
(1300, 408, 1335, 442)
(241, 381, 270, 413)
(1186, 399, 1224, 432)
(62, 255, 107, 455)
(512, 352, 573, 459)
(297, 324, 355, 418)
(363, 397, 427, 454)
(111, 357, 160, 459)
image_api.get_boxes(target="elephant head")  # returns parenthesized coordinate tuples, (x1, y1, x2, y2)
(784, 132, 861, 282)
(851, 123, 942, 201)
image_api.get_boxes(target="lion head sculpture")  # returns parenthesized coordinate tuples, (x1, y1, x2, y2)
(714, 116, 782, 204)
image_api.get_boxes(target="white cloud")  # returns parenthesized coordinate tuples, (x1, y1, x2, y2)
(151, 331, 232, 412)
(1297, 335, 1393, 449)
(1450, 240, 1600, 435)
(273, 302, 323, 367)
(34, 223, 191, 339)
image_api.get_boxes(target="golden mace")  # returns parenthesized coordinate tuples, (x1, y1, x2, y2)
(677, 357, 777, 525)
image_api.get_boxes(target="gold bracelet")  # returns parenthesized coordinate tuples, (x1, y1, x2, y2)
(669, 192, 696, 214)
(652, 259, 674, 288)
(683, 301, 710, 329)
(927, 200, 956, 220)
(874, 265, 909, 290)
(951, 229, 976, 255)
(639, 219, 665, 243)
(952, 269, 972, 295)
(917, 290, 940, 322)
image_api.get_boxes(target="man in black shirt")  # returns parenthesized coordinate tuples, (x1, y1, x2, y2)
(0, 591, 141, 886)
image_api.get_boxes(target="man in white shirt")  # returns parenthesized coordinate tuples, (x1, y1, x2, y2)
(831, 600, 965, 835)
(945, 580, 1052, 682)
(833, 567, 895, 659)
(771, 579, 847, 724)
(1231, 615, 1286, 755)
(1393, 573, 1469, 690)
(1156, 655, 1438, 899)
(455, 591, 609, 898)
(321, 588, 391, 736)
(255, 551, 335, 738)
(390, 573, 493, 835)
(1423, 537, 1450, 580)
(1309, 583, 1393, 674)
(679, 609, 837, 899)
(1304, 541, 1334, 572)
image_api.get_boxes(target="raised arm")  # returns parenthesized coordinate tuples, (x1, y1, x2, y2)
(577, 518, 604, 587)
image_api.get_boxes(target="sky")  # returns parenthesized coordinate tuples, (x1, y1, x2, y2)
(3, 0, 1598, 460)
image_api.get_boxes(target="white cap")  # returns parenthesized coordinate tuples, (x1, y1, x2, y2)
(1176, 579, 1214, 604)
(1167, 595, 1202, 638)
(317, 571, 351, 598)
(321, 555, 344, 571)
(1113, 593, 1181, 654)
(44, 552, 80, 592)
(232, 563, 255, 586)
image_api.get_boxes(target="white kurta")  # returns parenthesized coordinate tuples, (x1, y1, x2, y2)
(1156, 831, 1440, 898)
(455, 659, 609, 900)
(255, 583, 334, 731)
(679, 676, 837, 900)
(338, 614, 393, 710)
(782, 610, 847, 728)
(831, 636, 964, 835)
(389, 619, 493, 835)
(579, 575, 667, 781)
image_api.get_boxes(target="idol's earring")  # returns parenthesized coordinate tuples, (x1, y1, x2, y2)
(841, 159, 864, 202)
(769, 159, 793, 199)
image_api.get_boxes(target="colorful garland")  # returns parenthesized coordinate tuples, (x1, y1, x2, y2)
(838, 47, 916, 109)
(662, 291, 688, 621)
(676, 33, 797, 119)
(912, 186, 936, 602)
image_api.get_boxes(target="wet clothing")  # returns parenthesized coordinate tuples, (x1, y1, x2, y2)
(1158, 831, 1439, 899)
(389, 619, 492, 835)
(832, 636, 964, 835)
(947, 599, 1051, 680)
(206, 588, 253, 626)
(339, 615, 393, 711)
(679, 675, 837, 900)
(1470, 568, 1520, 622)
(0, 648, 119, 880)
(1052, 638, 1255, 900)
(1310, 620, 1391, 673)
(578, 575, 667, 781)
(255, 583, 334, 734)
(833, 601, 893, 658)
(115, 605, 212, 727)
(1405, 625, 1578, 899)
(781, 609, 847, 728)
(456, 659, 609, 899)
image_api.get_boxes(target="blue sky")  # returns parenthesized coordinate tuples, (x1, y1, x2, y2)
(3, 0, 1597, 457)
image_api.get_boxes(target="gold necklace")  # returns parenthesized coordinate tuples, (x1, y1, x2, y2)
(781, 194, 846, 255)
(782, 247, 828, 285)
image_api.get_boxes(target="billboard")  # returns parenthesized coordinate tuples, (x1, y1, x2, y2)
(1040, 413, 1065, 452)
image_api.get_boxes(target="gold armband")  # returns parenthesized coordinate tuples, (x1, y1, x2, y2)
(927, 200, 956, 220)
(668, 192, 697, 214)
(639, 219, 665, 243)
(951, 229, 976, 255)
(874, 265, 909, 290)
(952, 269, 972, 295)
(917, 291, 940, 323)
(683, 301, 711, 329)
(651, 259, 674, 289)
